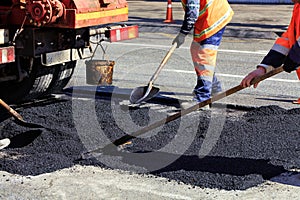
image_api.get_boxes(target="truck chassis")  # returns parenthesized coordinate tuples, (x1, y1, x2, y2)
(0, 0, 138, 102)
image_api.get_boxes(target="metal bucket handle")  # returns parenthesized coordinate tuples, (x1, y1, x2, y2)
(90, 40, 110, 65)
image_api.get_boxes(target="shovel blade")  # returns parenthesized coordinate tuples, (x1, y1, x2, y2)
(130, 86, 160, 104)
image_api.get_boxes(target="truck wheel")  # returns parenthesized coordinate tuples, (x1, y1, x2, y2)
(0, 58, 76, 103)
(43, 61, 76, 96)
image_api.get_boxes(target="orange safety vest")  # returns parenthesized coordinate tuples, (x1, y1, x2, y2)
(181, 0, 234, 42)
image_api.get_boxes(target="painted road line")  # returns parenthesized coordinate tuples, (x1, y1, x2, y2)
(163, 69, 299, 83)
(111, 42, 268, 55)
(109, 42, 298, 82)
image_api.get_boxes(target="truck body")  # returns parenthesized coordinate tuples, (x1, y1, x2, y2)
(0, 0, 138, 102)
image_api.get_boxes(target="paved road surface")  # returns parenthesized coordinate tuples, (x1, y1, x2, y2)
(0, 2, 299, 199)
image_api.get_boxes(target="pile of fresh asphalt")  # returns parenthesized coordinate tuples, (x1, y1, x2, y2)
(0, 96, 299, 190)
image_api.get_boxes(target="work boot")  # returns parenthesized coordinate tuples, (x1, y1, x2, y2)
(193, 79, 211, 102)
(0, 138, 10, 150)
(211, 74, 222, 96)
(186, 76, 222, 110)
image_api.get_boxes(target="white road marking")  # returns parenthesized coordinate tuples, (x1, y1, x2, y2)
(163, 69, 299, 83)
(112, 42, 268, 55)
(111, 42, 298, 83)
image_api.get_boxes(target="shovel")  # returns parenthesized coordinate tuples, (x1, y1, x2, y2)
(129, 43, 177, 104)
(80, 66, 284, 157)
(0, 99, 44, 128)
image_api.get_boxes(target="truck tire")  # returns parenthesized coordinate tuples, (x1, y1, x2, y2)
(0, 58, 76, 103)
(43, 61, 76, 96)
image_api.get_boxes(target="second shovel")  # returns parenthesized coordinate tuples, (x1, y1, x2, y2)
(129, 43, 177, 104)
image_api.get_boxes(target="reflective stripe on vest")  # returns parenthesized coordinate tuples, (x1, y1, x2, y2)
(181, 0, 234, 42)
(272, 4, 300, 55)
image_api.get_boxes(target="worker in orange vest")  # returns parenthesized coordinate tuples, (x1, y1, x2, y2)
(241, 0, 300, 105)
(173, 0, 234, 109)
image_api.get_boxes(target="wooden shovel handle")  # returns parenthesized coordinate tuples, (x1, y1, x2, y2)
(0, 99, 44, 129)
(0, 99, 24, 121)
(213, 66, 284, 101)
(150, 43, 177, 82)
(111, 66, 285, 146)
(80, 65, 285, 155)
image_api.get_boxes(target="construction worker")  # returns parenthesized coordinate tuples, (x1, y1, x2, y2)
(241, 0, 300, 101)
(0, 138, 10, 150)
(173, 0, 234, 109)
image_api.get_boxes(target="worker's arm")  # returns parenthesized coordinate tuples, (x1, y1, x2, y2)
(257, 40, 300, 73)
(172, 0, 200, 48)
(240, 49, 284, 88)
(258, 40, 300, 73)
(180, 0, 200, 35)
(240, 45, 300, 88)
(241, 33, 300, 88)
(282, 41, 300, 72)
(241, 3, 300, 88)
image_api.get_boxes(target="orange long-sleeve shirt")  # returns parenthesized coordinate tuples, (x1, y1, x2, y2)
(260, 3, 300, 73)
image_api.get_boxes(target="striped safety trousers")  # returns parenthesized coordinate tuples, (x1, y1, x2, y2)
(190, 27, 225, 102)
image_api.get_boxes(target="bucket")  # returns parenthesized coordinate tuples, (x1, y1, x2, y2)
(85, 60, 115, 85)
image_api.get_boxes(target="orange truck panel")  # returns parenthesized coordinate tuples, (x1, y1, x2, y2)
(0, 0, 129, 28)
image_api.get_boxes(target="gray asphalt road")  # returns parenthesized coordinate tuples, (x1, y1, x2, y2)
(70, 32, 299, 109)
(1, 2, 299, 199)
(67, 1, 300, 110)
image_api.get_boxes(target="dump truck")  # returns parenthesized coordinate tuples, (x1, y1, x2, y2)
(0, 0, 138, 103)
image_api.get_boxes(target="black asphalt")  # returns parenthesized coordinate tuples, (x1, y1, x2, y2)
(0, 96, 299, 190)
(0, 1, 299, 193)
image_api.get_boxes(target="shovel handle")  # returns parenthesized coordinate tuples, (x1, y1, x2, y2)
(0, 99, 24, 121)
(212, 66, 284, 102)
(150, 42, 177, 82)
(84, 66, 286, 154)
(110, 66, 285, 146)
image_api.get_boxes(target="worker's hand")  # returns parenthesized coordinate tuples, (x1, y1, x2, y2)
(172, 33, 186, 48)
(240, 67, 266, 88)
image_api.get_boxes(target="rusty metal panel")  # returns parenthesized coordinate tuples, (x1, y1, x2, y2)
(72, 0, 101, 13)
